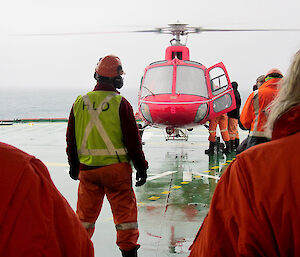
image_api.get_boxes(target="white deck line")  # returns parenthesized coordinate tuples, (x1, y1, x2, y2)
(193, 171, 220, 180)
(147, 170, 178, 181)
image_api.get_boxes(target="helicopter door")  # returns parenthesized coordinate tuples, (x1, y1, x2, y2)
(206, 62, 236, 120)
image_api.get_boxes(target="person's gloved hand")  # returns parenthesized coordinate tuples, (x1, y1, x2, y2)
(69, 166, 79, 180)
(135, 169, 147, 187)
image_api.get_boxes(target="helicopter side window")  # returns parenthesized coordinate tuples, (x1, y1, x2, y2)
(213, 94, 233, 113)
(141, 66, 173, 97)
(209, 67, 228, 96)
(176, 66, 208, 97)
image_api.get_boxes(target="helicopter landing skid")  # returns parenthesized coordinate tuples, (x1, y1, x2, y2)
(164, 128, 188, 141)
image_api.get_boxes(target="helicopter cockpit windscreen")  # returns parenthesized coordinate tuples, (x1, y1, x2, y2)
(141, 66, 173, 97)
(209, 67, 229, 96)
(176, 66, 208, 97)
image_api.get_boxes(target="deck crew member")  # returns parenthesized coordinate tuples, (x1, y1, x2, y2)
(239, 68, 283, 151)
(205, 114, 231, 155)
(237, 75, 266, 154)
(66, 55, 148, 257)
(227, 81, 241, 151)
(189, 49, 300, 257)
(0, 142, 94, 257)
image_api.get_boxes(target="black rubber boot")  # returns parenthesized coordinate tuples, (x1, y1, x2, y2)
(120, 245, 140, 257)
(205, 141, 215, 155)
(223, 141, 232, 154)
(234, 138, 240, 150)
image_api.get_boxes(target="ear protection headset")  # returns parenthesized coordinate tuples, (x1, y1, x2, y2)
(112, 75, 124, 89)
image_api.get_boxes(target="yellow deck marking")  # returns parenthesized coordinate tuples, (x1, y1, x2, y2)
(181, 181, 189, 185)
(137, 202, 145, 207)
(172, 186, 181, 189)
(148, 196, 160, 201)
(161, 191, 171, 194)
(226, 160, 233, 163)
(210, 166, 219, 169)
(202, 170, 211, 173)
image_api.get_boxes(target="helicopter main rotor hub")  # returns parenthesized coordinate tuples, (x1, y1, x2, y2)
(156, 23, 202, 46)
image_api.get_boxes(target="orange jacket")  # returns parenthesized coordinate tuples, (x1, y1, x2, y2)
(0, 142, 94, 257)
(240, 78, 280, 137)
(189, 105, 300, 257)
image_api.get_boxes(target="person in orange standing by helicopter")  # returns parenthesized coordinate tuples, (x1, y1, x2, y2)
(238, 68, 283, 152)
(227, 81, 241, 151)
(66, 55, 148, 257)
(205, 113, 231, 155)
(237, 74, 266, 154)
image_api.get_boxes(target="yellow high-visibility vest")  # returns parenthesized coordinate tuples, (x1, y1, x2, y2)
(73, 91, 129, 166)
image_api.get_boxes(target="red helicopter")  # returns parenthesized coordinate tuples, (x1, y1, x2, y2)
(137, 23, 236, 140)
(19, 22, 299, 141)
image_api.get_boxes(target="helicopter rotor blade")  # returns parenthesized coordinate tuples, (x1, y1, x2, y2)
(198, 28, 300, 32)
(14, 29, 165, 36)
(132, 29, 162, 33)
(134, 26, 300, 35)
(14, 25, 300, 37)
(15, 31, 149, 36)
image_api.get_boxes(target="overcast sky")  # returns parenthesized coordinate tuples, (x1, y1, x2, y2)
(1, 0, 300, 104)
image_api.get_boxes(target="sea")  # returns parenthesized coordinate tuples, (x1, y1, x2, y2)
(0, 87, 139, 120)
(0, 87, 250, 121)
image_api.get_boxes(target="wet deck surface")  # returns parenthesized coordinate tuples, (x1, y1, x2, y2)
(0, 123, 247, 257)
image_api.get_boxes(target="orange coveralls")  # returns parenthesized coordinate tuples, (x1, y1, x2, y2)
(240, 78, 280, 137)
(189, 105, 300, 257)
(77, 163, 139, 251)
(208, 114, 230, 142)
(228, 117, 239, 140)
(0, 142, 94, 257)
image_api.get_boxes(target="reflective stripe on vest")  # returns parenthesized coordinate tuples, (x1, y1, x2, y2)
(77, 94, 126, 156)
(249, 90, 267, 138)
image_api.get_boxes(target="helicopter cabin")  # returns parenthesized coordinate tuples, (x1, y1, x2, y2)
(138, 45, 236, 128)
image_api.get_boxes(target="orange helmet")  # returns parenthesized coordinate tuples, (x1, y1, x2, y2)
(95, 55, 124, 78)
(265, 68, 283, 81)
